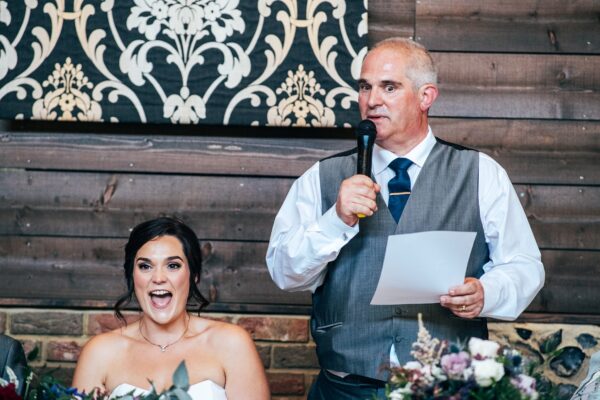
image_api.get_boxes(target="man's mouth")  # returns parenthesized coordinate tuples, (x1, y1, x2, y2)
(149, 289, 173, 308)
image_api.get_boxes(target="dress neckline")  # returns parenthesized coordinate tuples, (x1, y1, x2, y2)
(111, 379, 225, 393)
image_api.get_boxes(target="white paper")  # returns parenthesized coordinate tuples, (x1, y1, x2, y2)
(370, 231, 476, 305)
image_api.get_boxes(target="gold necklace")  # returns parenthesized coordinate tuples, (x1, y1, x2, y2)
(139, 314, 190, 352)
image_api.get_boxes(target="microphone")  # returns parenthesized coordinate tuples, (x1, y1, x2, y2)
(355, 119, 376, 218)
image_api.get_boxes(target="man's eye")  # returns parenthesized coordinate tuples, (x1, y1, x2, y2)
(384, 85, 395, 93)
(168, 263, 182, 270)
(358, 83, 370, 91)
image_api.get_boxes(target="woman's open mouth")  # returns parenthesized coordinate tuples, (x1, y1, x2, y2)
(149, 289, 173, 309)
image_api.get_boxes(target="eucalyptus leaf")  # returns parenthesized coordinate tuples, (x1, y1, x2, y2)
(172, 361, 189, 390)
(539, 329, 562, 354)
(169, 387, 193, 400)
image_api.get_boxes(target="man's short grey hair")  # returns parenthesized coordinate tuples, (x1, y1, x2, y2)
(372, 37, 438, 90)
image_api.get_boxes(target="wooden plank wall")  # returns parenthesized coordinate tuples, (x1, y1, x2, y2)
(1, 0, 599, 323)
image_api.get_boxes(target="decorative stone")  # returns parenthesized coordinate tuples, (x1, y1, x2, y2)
(550, 346, 585, 377)
(556, 383, 578, 399)
(516, 327, 532, 340)
(513, 342, 544, 365)
(540, 329, 563, 354)
(576, 333, 598, 349)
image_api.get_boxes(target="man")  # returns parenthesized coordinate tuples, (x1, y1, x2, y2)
(0, 334, 28, 396)
(266, 38, 544, 399)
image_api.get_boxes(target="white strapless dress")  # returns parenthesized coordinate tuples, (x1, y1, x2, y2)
(110, 381, 227, 399)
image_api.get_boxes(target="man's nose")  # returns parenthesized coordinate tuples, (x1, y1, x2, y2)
(367, 87, 382, 108)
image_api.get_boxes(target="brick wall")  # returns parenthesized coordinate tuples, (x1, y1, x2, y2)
(0, 308, 318, 400)
(4, 307, 600, 399)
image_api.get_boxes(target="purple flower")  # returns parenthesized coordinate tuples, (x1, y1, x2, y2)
(511, 374, 539, 399)
(441, 351, 470, 380)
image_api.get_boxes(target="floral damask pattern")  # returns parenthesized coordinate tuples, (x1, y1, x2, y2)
(267, 65, 335, 127)
(0, 0, 367, 127)
(32, 57, 102, 121)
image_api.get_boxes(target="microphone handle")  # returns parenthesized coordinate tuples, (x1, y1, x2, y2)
(356, 134, 374, 176)
(356, 134, 374, 219)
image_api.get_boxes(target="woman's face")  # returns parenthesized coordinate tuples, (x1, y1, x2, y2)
(133, 235, 191, 325)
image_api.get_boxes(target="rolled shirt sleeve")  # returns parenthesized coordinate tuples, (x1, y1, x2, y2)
(266, 162, 358, 292)
(477, 153, 545, 320)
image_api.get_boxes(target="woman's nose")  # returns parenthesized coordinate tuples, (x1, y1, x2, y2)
(152, 267, 166, 283)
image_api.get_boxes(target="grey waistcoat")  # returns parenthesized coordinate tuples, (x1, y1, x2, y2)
(313, 139, 490, 380)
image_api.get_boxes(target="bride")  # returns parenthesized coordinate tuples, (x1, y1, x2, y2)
(72, 217, 270, 399)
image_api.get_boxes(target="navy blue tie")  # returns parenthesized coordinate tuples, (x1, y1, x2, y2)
(388, 158, 413, 223)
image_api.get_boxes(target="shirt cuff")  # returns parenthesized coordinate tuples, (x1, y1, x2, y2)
(478, 273, 512, 320)
(315, 204, 359, 242)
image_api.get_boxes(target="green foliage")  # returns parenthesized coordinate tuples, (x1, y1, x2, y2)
(2, 361, 194, 400)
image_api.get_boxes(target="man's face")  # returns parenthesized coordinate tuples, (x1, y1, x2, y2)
(358, 47, 426, 154)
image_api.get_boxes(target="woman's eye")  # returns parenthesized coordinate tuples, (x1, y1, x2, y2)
(138, 263, 151, 270)
(168, 263, 182, 270)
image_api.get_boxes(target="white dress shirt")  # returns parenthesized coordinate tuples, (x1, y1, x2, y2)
(266, 128, 544, 321)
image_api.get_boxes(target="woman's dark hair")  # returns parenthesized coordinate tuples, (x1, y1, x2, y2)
(114, 217, 209, 322)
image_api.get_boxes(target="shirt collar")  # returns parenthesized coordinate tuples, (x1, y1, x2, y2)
(372, 126, 436, 174)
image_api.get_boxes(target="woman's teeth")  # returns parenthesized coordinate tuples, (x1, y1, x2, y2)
(149, 290, 172, 308)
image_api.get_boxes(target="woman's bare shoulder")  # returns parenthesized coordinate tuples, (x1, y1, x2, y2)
(191, 317, 256, 356)
(81, 324, 137, 359)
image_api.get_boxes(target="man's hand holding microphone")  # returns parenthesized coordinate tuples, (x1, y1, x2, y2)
(335, 120, 380, 227)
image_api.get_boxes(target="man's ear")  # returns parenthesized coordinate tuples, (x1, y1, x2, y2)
(419, 84, 438, 112)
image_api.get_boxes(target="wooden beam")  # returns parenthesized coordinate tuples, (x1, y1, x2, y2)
(0, 236, 597, 317)
(368, 0, 415, 45)
(1, 118, 598, 184)
(432, 53, 600, 120)
(415, 0, 600, 54)
(0, 237, 311, 308)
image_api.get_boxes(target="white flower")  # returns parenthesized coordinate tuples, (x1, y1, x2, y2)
(403, 361, 422, 370)
(431, 365, 447, 381)
(388, 383, 413, 399)
(472, 359, 505, 387)
(468, 337, 500, 359)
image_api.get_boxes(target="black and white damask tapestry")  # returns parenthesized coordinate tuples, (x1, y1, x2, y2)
(0, 0, 367, 127)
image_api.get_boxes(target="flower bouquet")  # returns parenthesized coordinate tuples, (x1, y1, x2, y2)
(386, 315, 557, 400)
(0, 361, 194, 400)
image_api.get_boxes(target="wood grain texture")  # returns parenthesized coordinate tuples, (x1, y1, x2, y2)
(368, 0, 415, 45)
(432, 53, 600, 120)
(415, 0, 600, 53)
(0, 237, 310, 311)
(0, 169, 293, 240)
(0, 235, 596, 317)
(1, 118, 598, 184)
(528, 250, 600, 315)
(1, 169, 598, 249)
(0, 132, 345, 177)
(514, 185, 600, 250)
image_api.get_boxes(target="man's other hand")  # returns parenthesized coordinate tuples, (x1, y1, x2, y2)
(440, 277, 484, 319)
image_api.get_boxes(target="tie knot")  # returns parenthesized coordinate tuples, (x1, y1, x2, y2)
(388, 158, 413, 175)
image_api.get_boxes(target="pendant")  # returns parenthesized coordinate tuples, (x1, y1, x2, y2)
(159, 345, 167, 352)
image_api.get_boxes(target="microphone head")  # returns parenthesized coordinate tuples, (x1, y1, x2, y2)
(356, 119, 377, 138)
